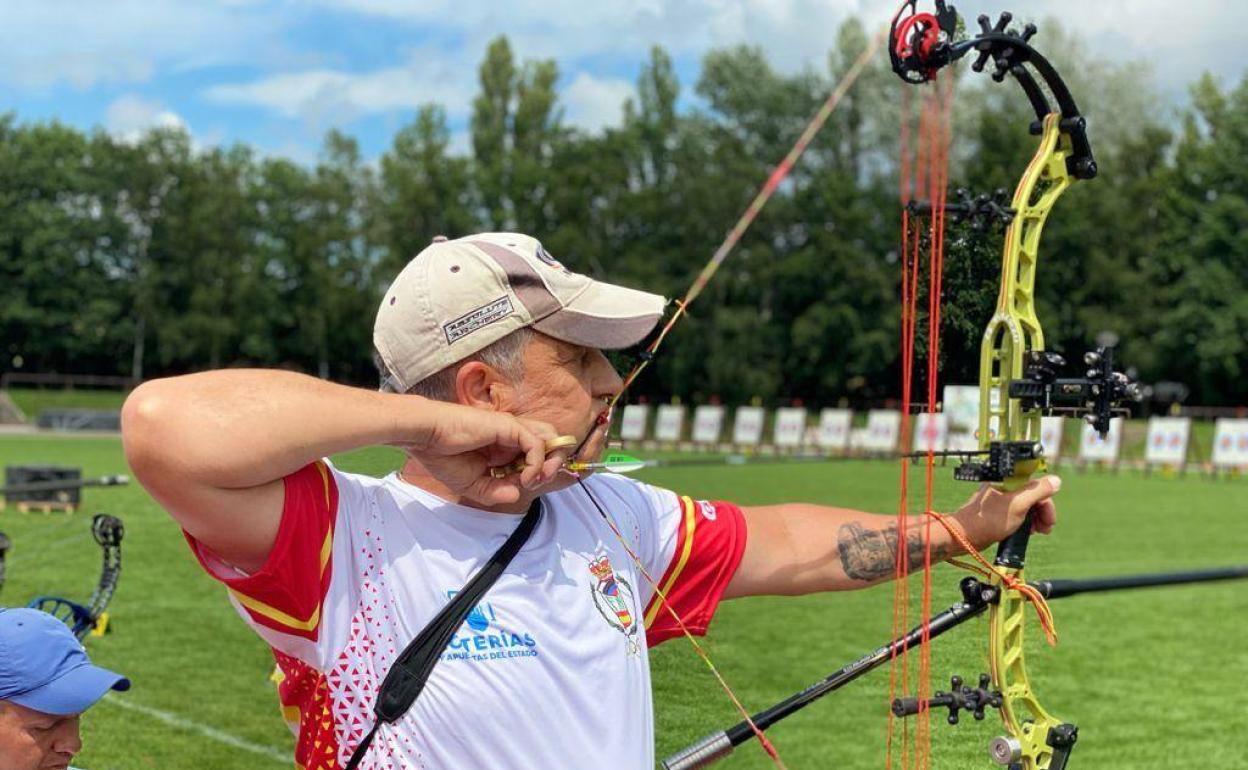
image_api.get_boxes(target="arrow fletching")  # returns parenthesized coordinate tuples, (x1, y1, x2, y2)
(567, 453, 649, 474)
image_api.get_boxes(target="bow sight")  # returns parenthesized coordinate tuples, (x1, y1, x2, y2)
(953, 346, 1141, 484)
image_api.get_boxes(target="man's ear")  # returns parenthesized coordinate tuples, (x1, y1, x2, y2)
(453, 361, 510, 410)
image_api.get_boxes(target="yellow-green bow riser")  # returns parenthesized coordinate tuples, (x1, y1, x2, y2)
(981, 113, 1080, 770)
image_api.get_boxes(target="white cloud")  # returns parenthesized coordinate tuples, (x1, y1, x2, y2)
(4, 0, 1246, 166)
(200, 0, 1248, 145)
(105, 94, 188, 142)
(0, 0, 285, 90)
(198, 0, 873, 137)
(204, 47, 475, 130)
(205, 55, 633, 136)
(2, 0, 1244, 102)
(563, 73, 634, 133)
(315, 0, 875, 72)
(309, 0, 1246, 98)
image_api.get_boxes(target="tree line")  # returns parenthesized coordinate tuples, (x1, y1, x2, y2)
(2, 18, 1246, 406)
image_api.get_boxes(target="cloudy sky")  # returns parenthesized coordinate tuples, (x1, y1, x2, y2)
(1, 0, 1241, 163)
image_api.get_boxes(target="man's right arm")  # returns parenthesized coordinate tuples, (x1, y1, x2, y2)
(122, 370, 559, 573)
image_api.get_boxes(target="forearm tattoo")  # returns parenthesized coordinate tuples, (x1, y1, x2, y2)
(836, 521, 954, 582)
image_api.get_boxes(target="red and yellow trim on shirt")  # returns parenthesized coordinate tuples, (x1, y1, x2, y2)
(643, 495, 699, 629)
(186, 459, 340, 642)
(228, 522, 333, 633)
(641, 495, 749, 645)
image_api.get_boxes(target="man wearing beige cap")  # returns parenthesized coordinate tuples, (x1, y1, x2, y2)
(123, 232, 1058, 770)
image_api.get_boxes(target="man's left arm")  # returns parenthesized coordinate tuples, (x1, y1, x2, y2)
(724, 477, 1060, 599)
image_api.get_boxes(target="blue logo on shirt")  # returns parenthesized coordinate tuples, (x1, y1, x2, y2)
(441, 590, 539, 663)
(461, 596, 494, 632)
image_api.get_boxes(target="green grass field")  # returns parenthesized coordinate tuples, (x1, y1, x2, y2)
(3, 388, 130, 420)
(1, 434, 1244, 769)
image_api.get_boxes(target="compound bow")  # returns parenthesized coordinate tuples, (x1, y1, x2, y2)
(887, 3, 1139, 768)
(646, 5, 1248, 768)
(24, 513, 126, 640)
(661, 3, 1145, 768)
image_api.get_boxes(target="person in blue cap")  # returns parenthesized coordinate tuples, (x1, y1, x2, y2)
(0, 608, 130, 770)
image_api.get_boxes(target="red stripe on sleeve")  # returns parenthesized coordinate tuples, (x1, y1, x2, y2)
(643, 498, 748, 645)
(184, 460, 338, 641)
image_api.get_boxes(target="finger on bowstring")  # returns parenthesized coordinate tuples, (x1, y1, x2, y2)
(516, 434, 577, 488)
(518, 459, 542, 489)
(537, 435, 578, 484)
(512, 423, 548, 483)
(538, 448, 572, 484)
(472, 475, 522, 506)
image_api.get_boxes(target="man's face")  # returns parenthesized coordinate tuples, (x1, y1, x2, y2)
(503, 333, 624, 486)
(0, 701, 82, 770)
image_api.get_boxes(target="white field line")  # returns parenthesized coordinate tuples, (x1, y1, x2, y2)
(101, 695, 289, 764)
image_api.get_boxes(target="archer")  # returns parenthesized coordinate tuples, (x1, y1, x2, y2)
(122, 232, 1058, 770)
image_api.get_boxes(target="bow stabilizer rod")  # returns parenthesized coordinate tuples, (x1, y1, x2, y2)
(661, 566, 1248, 770)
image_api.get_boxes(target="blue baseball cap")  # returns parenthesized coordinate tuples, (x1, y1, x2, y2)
(0, 608, 130, 716)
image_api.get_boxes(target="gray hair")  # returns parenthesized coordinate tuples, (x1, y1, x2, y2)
(375, 327, 536, 402)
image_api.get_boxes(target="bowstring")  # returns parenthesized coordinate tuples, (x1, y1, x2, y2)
(888, 66, 952, 770)
(919, 70, 953, 769)
(570, 30, 886, 768)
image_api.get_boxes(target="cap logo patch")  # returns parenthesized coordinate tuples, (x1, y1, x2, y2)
(443, 295, 514, 344)
(534, 242, 566, 271)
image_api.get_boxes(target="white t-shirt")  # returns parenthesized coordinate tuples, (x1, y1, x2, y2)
(187, 460, 748, 770)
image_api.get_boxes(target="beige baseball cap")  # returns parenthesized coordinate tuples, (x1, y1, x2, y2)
(374, 233, 668, 391)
